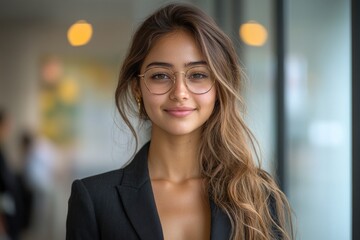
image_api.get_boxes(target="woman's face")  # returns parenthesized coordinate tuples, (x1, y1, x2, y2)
(139, 30, 216, 138)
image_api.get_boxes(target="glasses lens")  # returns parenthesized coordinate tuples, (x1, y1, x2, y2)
(185, 66, 214, 94)
(142, 66, 214, 95)
(144, 68, 174, 94)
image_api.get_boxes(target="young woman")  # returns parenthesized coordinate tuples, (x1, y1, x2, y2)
(66, 3, 293, 240)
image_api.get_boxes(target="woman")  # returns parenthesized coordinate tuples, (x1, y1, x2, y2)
(66, 3, 293, 240)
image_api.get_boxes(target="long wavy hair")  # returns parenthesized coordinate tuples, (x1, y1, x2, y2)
(115, 3, 293, 240)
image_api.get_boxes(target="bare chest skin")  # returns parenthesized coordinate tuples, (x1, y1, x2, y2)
(151, 178, 211, 240)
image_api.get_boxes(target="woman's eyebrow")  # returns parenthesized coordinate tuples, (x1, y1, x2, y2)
(145, 62, 173, 68)
(185, 61, 207, 67)
(145, 60, 208, 69)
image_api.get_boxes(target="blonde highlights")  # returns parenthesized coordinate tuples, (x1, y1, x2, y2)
(115, 3, 293, 239)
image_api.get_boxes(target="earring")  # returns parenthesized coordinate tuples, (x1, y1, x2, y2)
(136, 97, 141, 112)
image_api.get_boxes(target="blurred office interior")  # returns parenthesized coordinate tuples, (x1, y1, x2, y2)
(0, 0, 354, 239)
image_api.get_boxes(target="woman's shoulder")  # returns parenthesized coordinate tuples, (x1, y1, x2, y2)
(255, 167, 282, 194)
(80, 168, 125, 187)
(73, 141, 150, 194)
(69, 169, 123, 204)
(69, 169, 125, 200)
(255, 167, 292, 239)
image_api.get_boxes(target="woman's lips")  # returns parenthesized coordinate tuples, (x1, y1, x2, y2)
(164, 107, 195, 117)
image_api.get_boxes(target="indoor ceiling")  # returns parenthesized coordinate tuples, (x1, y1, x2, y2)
(0, 0, 174, 23)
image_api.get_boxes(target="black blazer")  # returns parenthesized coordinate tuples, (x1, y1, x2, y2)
(66, 142, 231, 240)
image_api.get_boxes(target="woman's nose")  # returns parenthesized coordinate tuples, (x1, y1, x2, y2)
(169, 72, 189, 101)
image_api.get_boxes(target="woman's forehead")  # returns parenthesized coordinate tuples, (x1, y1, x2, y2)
(141, 30, 205, 71)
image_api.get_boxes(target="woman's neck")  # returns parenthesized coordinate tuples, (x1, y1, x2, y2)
(148, 130, 202, 183)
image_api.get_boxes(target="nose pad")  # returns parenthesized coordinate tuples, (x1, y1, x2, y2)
(169, 71, 189, 99)
(173, 71, 187, 88)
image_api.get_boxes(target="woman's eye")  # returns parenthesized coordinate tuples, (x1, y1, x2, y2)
(151, 73, 171, 80)
(189, 73, 208, 79)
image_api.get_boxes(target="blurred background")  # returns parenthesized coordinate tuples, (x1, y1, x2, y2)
(0, 0, 352, 239)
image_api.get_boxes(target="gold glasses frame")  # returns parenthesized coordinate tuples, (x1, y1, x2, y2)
(138, 66, 215, 95)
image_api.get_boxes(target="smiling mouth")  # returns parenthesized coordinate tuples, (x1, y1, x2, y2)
(164, 108, 196, 117)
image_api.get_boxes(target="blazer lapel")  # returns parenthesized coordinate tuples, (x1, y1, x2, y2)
(116, 142, 232, 240)
(116, 142, 164, 240)
(210, 200, 232, 240)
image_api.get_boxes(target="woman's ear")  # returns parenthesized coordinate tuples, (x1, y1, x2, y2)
(131, 78, 142, 100)
(131, 78, 148, 119)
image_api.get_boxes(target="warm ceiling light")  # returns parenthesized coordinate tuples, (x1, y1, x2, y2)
(67, 20, 93, 47)
(239, 21, 268, 47)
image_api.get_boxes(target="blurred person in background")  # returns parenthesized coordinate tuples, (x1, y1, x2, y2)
(66, 3, 293, 240)
(16, 132, 34, 236)
(0, 109, 21, 240)
(21, 131, 57, 240)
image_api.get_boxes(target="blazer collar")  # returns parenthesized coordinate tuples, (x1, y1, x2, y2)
(116, 142, 231, 240)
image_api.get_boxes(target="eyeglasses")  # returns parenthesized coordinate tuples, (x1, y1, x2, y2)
(138, 65, 215, 95)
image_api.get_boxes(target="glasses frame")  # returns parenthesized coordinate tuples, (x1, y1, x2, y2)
(138, 66, 215, 95)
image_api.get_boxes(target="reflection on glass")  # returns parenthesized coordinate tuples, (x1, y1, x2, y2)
(286, 1, 351, 239)
(241, 0, 275, 174)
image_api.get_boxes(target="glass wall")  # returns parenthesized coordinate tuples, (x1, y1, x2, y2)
(239, 0, 351, 239)
(285, 0, 351, 239)
(240, 0, 277, 174)
(213, 0, 278, 174)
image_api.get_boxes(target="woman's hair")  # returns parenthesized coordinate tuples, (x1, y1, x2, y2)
(115, 3, 293, 240)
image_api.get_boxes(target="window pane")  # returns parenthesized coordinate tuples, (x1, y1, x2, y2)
(286, 1, 351, 239)
(241, 0, 276, 174)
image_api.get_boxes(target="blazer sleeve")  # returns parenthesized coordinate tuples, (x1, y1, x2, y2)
(66, 179, 100, 240)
